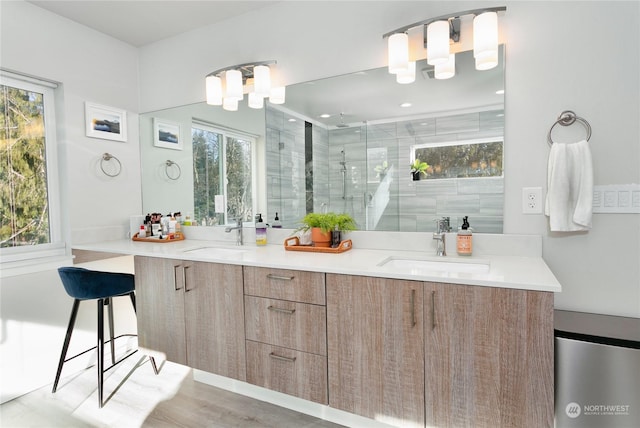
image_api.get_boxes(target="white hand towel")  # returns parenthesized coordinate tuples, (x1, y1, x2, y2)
(544, 139, 593, 231)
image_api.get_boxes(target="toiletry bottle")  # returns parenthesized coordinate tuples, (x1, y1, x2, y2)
(255, 214, 267, 246)
(331, 225, 341, 248)
(457, 216, 473, 256)
(138, 225, 146, 238)
(272, 213, 282, 228)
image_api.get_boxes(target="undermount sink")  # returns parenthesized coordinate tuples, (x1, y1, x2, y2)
(182, 246, 250, 258)
(377, 256, 490, 274)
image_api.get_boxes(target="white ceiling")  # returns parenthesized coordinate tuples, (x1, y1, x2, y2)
(26, 1, 277, 47)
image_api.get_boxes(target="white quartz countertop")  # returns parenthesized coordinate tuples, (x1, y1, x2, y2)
(73, 235, 561, 293)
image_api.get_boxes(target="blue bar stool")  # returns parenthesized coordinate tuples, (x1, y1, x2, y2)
(52, 267, 158, 407)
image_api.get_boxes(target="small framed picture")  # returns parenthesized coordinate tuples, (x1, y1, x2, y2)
(85, 102, 127, 142)
(153, 118, 183, 150)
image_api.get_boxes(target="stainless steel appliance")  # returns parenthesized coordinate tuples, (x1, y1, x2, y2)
(555, 310, 640, 427)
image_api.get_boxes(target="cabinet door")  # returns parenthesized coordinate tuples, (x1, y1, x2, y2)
(134, 256, 187, 365)
(184, 262, 246, 381)
(327, 274, 424, 426)
(424, 282, 554, 428)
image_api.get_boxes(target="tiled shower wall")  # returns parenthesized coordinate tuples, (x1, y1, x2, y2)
(268, 105, 504, 233)
(265, 107, 328, 228)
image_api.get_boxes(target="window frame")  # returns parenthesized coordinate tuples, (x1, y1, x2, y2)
(191, 121, 258, 226)
(0, 71, 65, 268)
(410, 136, 504, 180)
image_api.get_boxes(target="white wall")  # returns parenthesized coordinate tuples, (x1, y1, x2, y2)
(1, 0, 142, 243)
(0, 0, 141, 402)
(138, 1, 640, 317)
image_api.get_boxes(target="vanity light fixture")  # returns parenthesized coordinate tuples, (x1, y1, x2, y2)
(383, 6, 505, 81)
(396, 61, 416, 84)
(205, 60, 285, 110)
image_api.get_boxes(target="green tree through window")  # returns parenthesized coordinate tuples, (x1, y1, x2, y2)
(0, 84, 50, 247)
(192, 124, 255, 226)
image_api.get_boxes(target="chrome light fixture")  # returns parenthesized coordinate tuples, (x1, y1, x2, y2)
(205, 60, 284, 110)
(383, 6, 505, 82)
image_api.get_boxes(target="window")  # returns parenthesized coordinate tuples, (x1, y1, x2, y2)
(0, 72, 63, 263)
(412, 137, 503, 179)
(191, 122, 256, 226)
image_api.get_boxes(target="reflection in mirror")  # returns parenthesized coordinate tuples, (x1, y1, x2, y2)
(139, 47, 504, 232)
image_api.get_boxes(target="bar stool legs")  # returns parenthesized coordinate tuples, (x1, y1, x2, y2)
(52, 292, 158, 407)
(52, 299, 81, 394)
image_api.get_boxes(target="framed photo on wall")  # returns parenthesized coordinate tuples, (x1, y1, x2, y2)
(153, 118, 183, 150)
(85, 102, 127, 142)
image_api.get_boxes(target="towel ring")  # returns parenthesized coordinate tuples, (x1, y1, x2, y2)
(165, 160, 181, 180)
(547, 110, 592, 146)
(100, 153, 122, 177)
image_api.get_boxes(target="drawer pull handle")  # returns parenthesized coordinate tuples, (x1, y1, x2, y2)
(266, 274, 295, 281)
(269, 352, 296, 363)
(410, 289, 416, 327)
(268, 306, 296, 315)
(173, 265, 183, 291)
(431, 290, 436, 330)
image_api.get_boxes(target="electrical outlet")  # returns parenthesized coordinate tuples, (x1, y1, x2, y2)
(522, 187, 543, 214)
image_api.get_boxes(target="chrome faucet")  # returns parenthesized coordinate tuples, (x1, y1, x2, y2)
(225, 218, 244, 246)
(433, 217, 451, 256)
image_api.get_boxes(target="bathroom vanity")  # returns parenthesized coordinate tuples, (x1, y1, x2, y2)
(74, 231, 560, 428)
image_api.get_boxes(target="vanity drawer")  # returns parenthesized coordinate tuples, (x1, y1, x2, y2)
(243, 266, 325, 305)
(244, 296, 326, 356)
(246, 340, 328, 404)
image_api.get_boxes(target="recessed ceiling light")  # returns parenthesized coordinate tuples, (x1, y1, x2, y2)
(288, 118, 296, 122)
(320, 114, 331, 118)
(400, 102, 412, 108)
(495, 89, 504, 95)
(420, 122, 428, 126)
(496, 113, 504, 117)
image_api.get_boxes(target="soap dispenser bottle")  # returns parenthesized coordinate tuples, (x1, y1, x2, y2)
(456, 216, 473, 256)
(255, 214, 267, 246)
(272, 212, 282, 228)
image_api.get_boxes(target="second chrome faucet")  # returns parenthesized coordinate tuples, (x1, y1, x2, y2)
(225, 218, 244, 245)
(433, 217, 451, 256)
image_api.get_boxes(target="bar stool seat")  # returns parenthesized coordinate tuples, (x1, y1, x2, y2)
(52, 266, 158, 407)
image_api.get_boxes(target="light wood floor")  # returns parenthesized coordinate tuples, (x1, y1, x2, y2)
(1, 356, 343, 428)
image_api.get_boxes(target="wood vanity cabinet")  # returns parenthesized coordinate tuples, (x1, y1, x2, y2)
(423, 281, 554, 428)
(243, 266, 328, 404)
(326, 274, 425, 426)
(134, 256, 246, 381)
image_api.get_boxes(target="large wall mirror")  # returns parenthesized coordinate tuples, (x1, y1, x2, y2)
(139, 47, 504, 233)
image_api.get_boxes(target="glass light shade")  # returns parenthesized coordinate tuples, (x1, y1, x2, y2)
(269, 86, 286, 104)
(388, 33, 409, 74)
(396, 61, 416, 84)
(473, 11, 499, 70)
(205, 75, 223, 105)
(435, 54, 455, 79)
(222, 97, 238, 111)
(426, 20, 450, 66)
(225, 69, 243, 100)
(253, 65, 271, 98)
(248, 92, 264, 109)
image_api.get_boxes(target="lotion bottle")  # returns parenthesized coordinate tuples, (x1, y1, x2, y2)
(456, 216, 473, 256)
(255, 214, 267, 246)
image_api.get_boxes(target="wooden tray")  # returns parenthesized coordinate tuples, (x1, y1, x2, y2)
(132, 232, 185, 243)
(284, 237, 352, 253)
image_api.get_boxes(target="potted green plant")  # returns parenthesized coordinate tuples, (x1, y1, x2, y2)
(410, 159, 429, 181)
(374, 161, 389, 179)
(298, 212, 357, 247)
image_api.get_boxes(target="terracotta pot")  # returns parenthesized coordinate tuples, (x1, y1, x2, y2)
(311, 227, 332, 247)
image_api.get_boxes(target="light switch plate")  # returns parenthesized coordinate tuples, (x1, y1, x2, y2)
(593, 184, 640, 213)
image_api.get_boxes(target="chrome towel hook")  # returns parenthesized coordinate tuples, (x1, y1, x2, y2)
(100, 153, 122, 177)
(547, 110, 592, 145)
